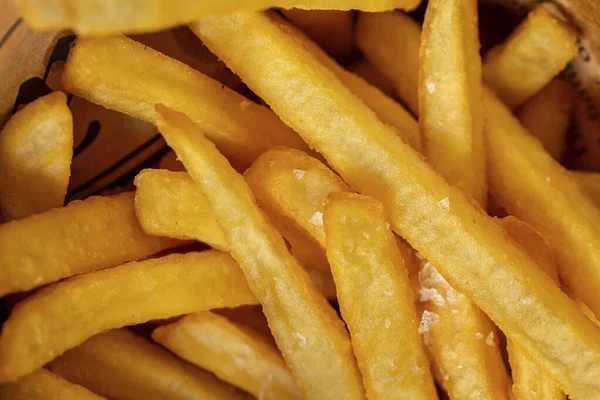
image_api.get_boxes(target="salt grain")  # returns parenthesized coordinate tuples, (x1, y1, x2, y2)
(438, 197, 450, 211)
(486, 331, 495, 347)
(293, 332, 307, 348)
(309, 211, 323, 226)
(292, 169, 305, 180)
(475, 332, 484, 340)
(419, 310, 439, 346)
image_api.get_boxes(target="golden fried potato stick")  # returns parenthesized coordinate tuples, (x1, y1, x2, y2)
(0, 192, 178, 297)
(347, 59, 396, 98)
(497, 217, 563, 400)
(572, 170, 600, 207)
(153, 312, 302, 400)
(356, 11, 421, 115)
(517, 79, 575, 161)
(0, 92, 72, 222)
(282, 9, 354, 59)
(484, 89, 600, 321)
(324, 193, 437, 399)
(134, 169, 228, 251)
(0, 251, 257, 383)
(17, 0, 420, 35)
(155, 106, 365, 399)
(0, 369, 106, 400)
(192, 12, 600, 397)
(49, 329, 244, 400)
(482, 5, 578, 109)
(62, 35, 308, 170)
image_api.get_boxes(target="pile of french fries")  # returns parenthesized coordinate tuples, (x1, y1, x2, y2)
(2, 0, 600, 399)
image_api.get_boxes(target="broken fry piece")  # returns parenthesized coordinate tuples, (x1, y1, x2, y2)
(0, 192, 179, 297)
(153, 312, 302, 400)
(62, 36, 308, 170)
(192, 12, 600, 397)
(0, 251, 257, 383)
(324, 192, 437, 399)
(0, 369, 105, 400)
(0, 91, 73, 222)
(155, 105, 365, 400)
(482, 5, 578, 109)
(49, 329, 244, 400)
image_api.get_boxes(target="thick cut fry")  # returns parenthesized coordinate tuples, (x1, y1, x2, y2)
(0, 92, 73, 222)
(153, 312, 302, 400)
(192, 12, 600, 397)
(273, 15, 421, 151)
(497, 217, 563, 400)
(484, 89, 600, 321)
(482, 6, 578, 109)
(18, 0, 420, 35)
(62, 36, 308, 170)
(0, 192, 178, 297)
(572, 170, 600, 207)
(420, 0, 486, 207)
(356, 11, 421, 115)
(0, 251, 257, 383)
(282, 9, 354, 59)
(49, 329, 244, 400)
(324, 193, 437, 399)
(0, 369, 105, 400)
(517, 79, 575, 161)
(134, 169, 227, 250)
(155, 106, 365, 400)
(347, 59, 396, 98)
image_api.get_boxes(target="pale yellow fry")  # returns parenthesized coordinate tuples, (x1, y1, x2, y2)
(274, 15, 421, 151)
(0, 251, 257, 383)
(49, 329, 244, 400)
(18, 0, 420, 35)
(497, 217, 563, 400)
(153, 312, 302, 400)
(347, 59, 396, 98)
(155, 106, 365, 400)
(517, 79, 575, 161)
(484, 89, 600, 321)
(62, 35, 308, 170)
(192, 11, 600, 397)
(0, 92, 72, 222)
(0, 192, 178, 297)
(356, 11, 421, 115)
(572, 170, 600, 207)
(482, 5, 577, 109)
(134, 169, 228, 250)
(0, 369, 105, 400)
(324, 192, 437, 400)
(282, 9, 354, 59)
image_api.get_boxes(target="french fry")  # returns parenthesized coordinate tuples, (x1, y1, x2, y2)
(418, 1, 508, 398)
(153, 312, 302, 400)
(282, 9, 354, 59)
(497, 217, 563, 400)
(17, 0, 420, 35)
(324, 193, 437, 399)
(49, 329, 244, 400)
(155, 106, 365, 399)
(517, 79, 575, 161)
(0, 369, 105, 400)
(134, 169, 228, 251)
(0, 92, 72, 222)
(482, 5, 578, 109)
(62, 36, 309, 170)
(0, 192, 179, 297)
(572, 170, 600, 207)
(356, 11, 421, 115)
(0, 251, 257, 382)
(347, 59, 396, 98)
(192, 12, 600, 397)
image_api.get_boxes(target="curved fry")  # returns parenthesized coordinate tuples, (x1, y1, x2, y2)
(0, 91, 72, 222)
(0, 251, 257, 382)
(49, 329, 244, 400)
(0, 192, 178, 297)
(0, 369, 105, 400)
(324, 193, 437, 399)
(153, 312, 302, 400)
(155, 105, 365, 399)
(192, 11, 600, 397)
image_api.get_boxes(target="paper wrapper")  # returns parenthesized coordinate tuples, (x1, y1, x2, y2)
(0, 0, 599, 202)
